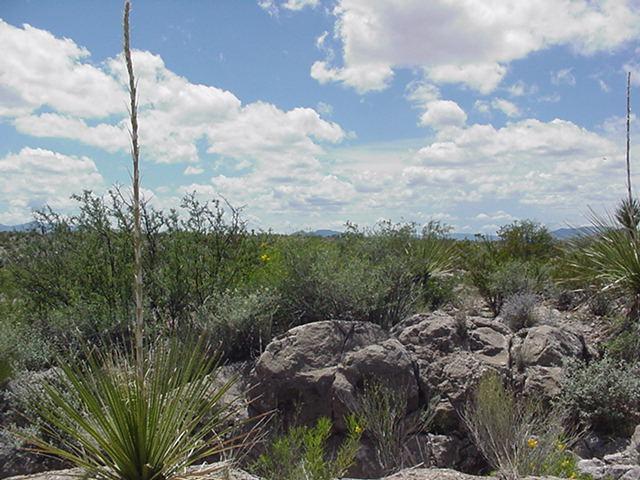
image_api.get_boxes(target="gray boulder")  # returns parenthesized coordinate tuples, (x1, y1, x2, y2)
(248, 321, 417, 431)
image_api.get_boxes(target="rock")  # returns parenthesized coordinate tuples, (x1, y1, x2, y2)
(513, 325, 585, 368)
(629, 425, 640, 463)
(3, 464, 260, 480)
(511, 325, 589, 398)
(393, 313, 509, 429)
(577, 458, 606, 478)
(248, 321, 416, 431)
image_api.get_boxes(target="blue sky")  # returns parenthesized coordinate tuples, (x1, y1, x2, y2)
(1, 0, 640, 233)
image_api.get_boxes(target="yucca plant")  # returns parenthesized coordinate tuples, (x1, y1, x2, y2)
(565, 205, 640, 323)
(26, 338, 239, 480)
(22, 2, 248, 478)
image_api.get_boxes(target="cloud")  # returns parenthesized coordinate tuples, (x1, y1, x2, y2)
(0, 19, 125, 118)
(306, 0, 640, 93)
(551, 68, 577, 86)
(507, 80, 539, 97)
(491, 98, 521, 118)
(184, 166, 205, 175)
(0, 147, 104, 223)
(419, 100, 467, 129)
(259, 0, 319, 14)
(0, 21, 345, 168)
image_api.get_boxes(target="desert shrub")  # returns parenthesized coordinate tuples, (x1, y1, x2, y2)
(587, 292, 612, 317)
(421, 274, 457, 311)
(476, 260, 550, 316)
(0, 319, 52, 371)
(557, 356, 640, 435)
(501, 292, 540, 331)
(350, 380, 438, 474)
(497, 220, 557, 261)
(463, 371, 579, 479)
(604, 320, 640, 362)
(195, 287, 278, 361)
(252, 416, 362, 480)
(273, 221, 455, 330)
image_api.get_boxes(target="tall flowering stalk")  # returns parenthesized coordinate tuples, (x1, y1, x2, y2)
(123, 0, 144, 382)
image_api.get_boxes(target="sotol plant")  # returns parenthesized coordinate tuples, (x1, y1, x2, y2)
(24, 3, 243, 479)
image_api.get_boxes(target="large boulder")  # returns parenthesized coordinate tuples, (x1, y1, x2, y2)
(248, 321, 418, 430)
(511, 325, 591, 398)
(393, 312, 510, 429)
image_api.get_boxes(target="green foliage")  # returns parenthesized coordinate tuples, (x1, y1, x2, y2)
(195, 287, 278, 361)
(252, 416, 362, 480)
(273, 221, 456, 330)
(350, 380, 438, 474)
(24, 338, 240, 480)
(603, 319, 640, 362)
(557, 356, 640, 435)
(463, 371, 579, 479)
(496, 220, 557, 261)
(563, 203, 640, 322)
(543, 451, 593, 480)
(461, 219, 556, 316)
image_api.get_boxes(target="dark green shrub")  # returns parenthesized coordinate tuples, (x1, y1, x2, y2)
(604, 321, 640, 362)
(497, 220, 557, 261)
(557, 356, 640, 434)
(195, 287, 278, 361)
(252, 416, 362, 480)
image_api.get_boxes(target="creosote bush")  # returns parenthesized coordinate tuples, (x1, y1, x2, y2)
(252, 416, 362, 480)
(195, 287, 278, 361)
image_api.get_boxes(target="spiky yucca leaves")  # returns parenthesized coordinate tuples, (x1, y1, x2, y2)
(26, 338, 239, 480)
(566, 203, 640, 322)
(615, 197, 640, 233)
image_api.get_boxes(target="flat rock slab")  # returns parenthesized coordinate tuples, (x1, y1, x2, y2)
(6, 467, 565, 480)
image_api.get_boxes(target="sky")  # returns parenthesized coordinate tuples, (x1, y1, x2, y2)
(1, 0, 640, 233)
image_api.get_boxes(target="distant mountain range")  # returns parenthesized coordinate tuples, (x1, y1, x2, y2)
(0, 221, 38, 232)
(296, 227, 594, 240)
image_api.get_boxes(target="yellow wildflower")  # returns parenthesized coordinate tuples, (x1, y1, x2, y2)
(556, 441, 566, 452)
(527, 438, 538, 449)
(260, 253, 270, 263)
(354, 425, 363, 434)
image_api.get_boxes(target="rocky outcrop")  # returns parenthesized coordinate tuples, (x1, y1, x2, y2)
(577, 425, 640, 480)
(248, 321, 418, 431)
(247, 311, 593, 476)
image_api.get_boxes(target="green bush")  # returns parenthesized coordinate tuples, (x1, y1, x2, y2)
(604, 320, 640, 362)
(273, 221, 455, 330)
(195, 287, 278, 361)
(496, 220, 557, 261)
(557, 356, 640, 434)
(252, 416, 362, 480)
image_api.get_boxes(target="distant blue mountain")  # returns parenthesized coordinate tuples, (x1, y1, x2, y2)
(0, 221, 38, 232)
(550, 227, 595, 239)
(295, 229, 343, 237)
